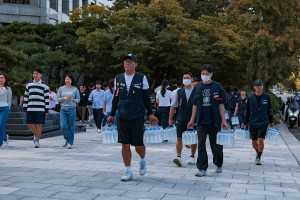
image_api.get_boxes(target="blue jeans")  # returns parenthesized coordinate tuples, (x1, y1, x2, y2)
(60, 107, 76, 146)
(0, 106, 9, 146)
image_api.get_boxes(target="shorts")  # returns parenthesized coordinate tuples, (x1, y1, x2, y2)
(249, 125, 268, 140)
(176, 122, 188, 138)
(26, 111, 46, 124)
(117, 116, 145, 146)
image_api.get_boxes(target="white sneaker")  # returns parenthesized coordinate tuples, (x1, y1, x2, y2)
(34, 141, 40, 148)
(121, 171, 133, 181)
(188, 157, 195, 165)
(33, 136, 36, 144)
(80, 120, 83, 124)
(63, 140, 67, 147)
(67, 144, 72, 149)
(3, 135, 8, 146)
(173, 157, 182, 166)
(97, 129, 101, 133)
(139, 160, 146, 176)
(195, 170, 207, 177)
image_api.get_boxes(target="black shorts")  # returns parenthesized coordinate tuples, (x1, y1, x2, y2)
(26, 111, 46, 124)
(176, 122, 188, 138)
(117, 116, 145, 146)
(249, 125, 268, 140)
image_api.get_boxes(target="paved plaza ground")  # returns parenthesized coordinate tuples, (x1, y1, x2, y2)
(1, 123, 300, 200)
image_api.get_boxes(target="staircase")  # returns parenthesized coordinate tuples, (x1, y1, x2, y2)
(6, 106, 62, 140)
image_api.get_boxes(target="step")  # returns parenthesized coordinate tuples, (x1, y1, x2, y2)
(9, 130, 62, 140)
(7, 125, 60, 136)
(10, 106, 24, 112)
(8, 112, 26, 118)
(6, 120, 54, 130)
(6, 118, 26, 124)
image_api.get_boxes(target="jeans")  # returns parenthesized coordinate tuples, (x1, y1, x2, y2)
(102, 115, 107, 127)
(93, 108, 103, 129)
(158, 106, 170, 129)
(0, 106, 9, 146)
(197, 124, 223, 171)
(60, 107, 76, 146)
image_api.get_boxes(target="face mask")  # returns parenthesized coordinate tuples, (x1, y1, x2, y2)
(201, 75, 211, 83)
(183, 79, 192, 86)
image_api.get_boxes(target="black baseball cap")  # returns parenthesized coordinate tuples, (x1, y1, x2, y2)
(254, 79, 263, 86)
(124, 54, 137, 63)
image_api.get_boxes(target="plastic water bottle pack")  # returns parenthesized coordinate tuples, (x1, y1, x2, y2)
(144, 126, 164, 144)
(163, 126, 177, 140)
(231, 117, 239, 125)
(265, 128, 279, 142)
(234, 129, 250, 140)
(182, 130, 198, 145)
(225, 111, 229, 120)
(216, 131, 235, 146)
(102, 126, 118, 144)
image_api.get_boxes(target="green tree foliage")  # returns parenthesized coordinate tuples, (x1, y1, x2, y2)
(227, 0, 300, 90)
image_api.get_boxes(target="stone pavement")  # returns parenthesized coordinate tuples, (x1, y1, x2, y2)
(1, 123, 300, 200)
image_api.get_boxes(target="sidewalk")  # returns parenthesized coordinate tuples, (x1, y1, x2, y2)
(0, 123, 300, 200)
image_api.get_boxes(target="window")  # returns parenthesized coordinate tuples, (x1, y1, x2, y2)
(73, 0, 79, 10)
(50, 0, 58, 10)
(62, 0, 69, 14)
(3, 0, 30, 4)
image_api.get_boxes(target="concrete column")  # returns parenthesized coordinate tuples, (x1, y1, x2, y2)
(40, 0, 49, 24)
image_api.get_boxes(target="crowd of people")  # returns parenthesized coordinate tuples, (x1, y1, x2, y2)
(0, 54, 277, 182)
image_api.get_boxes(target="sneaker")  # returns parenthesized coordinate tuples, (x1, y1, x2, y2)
(173, 157, 182, 166)
(67, 144, 72, 149)
(188, 157, 195, 165)
(80, 120, 83, 124)
(97, 129, 101, 133)
(195, 170, 207, 177)
(216, 167, 223, 173)
(62, 140, 67, 147)
(255, 157, 262, 165)
(139, 160, 146, 176)
(121, 171, 133, 181)
(33, 135, 37, 144)
(34, 141, 40, 148)
(3, 135, 8, 146)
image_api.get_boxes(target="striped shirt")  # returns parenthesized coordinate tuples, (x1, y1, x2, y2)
(23, 79, 49, 113)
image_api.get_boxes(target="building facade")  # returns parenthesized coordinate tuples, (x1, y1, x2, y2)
(0, 0, 113, 25)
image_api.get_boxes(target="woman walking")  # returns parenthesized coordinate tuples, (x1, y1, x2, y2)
(57, 75, 80, 149)
(0, 73, 12, 148)
(156, 79, 173, 141)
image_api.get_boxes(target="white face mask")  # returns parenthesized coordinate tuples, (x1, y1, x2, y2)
(201, 75, 211, 83)
(183, 79, 192, 86)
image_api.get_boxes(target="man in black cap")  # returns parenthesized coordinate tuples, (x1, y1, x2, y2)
(108, 54, 158, 181)
(242, 79, 273, 165)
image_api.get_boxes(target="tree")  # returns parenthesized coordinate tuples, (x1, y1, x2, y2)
(0, 45, 26, 73)
(227, 0, 300, 89)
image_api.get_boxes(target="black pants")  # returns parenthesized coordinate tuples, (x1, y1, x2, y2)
(158, 106, 170, 129)
(197, 124, 223, 171)
(93, 108, 103, 129)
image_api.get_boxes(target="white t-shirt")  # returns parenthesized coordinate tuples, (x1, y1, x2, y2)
(156, 90, 173, 107)
(171, 87, 193, 107)
(114, 73, 149, 92)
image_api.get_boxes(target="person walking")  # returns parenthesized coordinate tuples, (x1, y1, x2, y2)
(77, 85, 88, 123)
(169, 72, 197, 166)
(227, 87, 239, 130)
(88, 81, 105, 133)
(49, 87, 57, 110)
(233, 89, 248, 127)
(23, 69, 49, 148)
(187, 64, 227, 177)
(103, 79, 116, 126)
(107, 54, 158, 181)
(0, 73, 12, 148)
(156, 79, 173, 134)
(57, 75, 80, 149)
(242, 79, 273, 165)
(86, 83, 95, 127)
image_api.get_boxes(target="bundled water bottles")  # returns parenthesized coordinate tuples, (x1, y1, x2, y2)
(231, 117, 239, 125)
(234, 129, 250, 140)
(182, 130, 198, 145)
(216, 131, 235, 146)
(225, 111, 229, 120)
(102, 126, 118, 144)
(144, 126, 164, 144)
(163, 126, 177, 140)
(265, 128, 279, 142)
